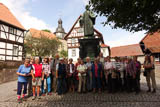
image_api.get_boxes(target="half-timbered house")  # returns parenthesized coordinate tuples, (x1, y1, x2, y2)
(64, 15, 110, 62)
(0, 3, 25, 61)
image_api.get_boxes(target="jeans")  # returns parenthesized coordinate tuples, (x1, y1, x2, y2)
(17, 82, 28, 95)
(57, 78, 66, 95)
(28, 76, 32, 96)
(92, 77, 101, 89)
(41, 76, 51, 93)
(86, 71, 92, 91)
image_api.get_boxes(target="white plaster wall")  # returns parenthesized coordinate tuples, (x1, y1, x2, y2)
(0, 55, 5, 60)
(1, 32, 6, 39)
(0, 42, 5, 48)
(6, 50, 12, 55)
(3, 25, 9, 32)
(7, 43, 13, 49)
(9, 34, 15, 41)
(101, 48, 109, 57)
(18, 37, 23, 43)
(6, 56, 12, 60)
(138, 56, 145, 64)
(68, 48, 79, 63)
(17, 30, 22, 35)
(0, 49, 5, 54)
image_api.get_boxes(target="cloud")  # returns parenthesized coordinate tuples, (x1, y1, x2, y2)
(82, 0, 89, 5)
(0, 0, 55, 31)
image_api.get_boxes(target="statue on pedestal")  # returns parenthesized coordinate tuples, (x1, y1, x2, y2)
(80, 5, 96, 37)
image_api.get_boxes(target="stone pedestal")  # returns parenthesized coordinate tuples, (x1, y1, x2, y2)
(78, 37, 100, 61)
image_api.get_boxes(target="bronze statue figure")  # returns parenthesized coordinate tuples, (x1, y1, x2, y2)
(80, 5, 96, 37)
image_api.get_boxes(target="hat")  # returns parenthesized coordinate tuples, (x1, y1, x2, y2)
(59, 58, 64, 60)
(44, 56, 49, 59)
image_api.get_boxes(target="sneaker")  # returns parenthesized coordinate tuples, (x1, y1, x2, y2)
(42, 93, 46, 96)
(48, 92, 52, 95)
(22, 97, 27, 101)
(32, 96, 36, 100)
(17, 99, 22, 103)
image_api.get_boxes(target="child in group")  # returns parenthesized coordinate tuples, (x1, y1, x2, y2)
(16, 58, 31, 103)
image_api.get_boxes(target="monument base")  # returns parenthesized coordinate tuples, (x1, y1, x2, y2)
(78, 37, 100, 61)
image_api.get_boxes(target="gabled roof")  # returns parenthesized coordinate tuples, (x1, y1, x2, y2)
(111, 44, 144, 57)
(29, 28, 56, 39)
(0, 3, 25, 30)
(64, 15, 104, 43)
(140, 31, 160, 53)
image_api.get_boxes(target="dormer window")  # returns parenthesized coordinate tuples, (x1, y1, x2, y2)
(9, 27, 14, 34)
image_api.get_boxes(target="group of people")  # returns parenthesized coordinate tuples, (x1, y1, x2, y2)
(16, 53, 157, 103)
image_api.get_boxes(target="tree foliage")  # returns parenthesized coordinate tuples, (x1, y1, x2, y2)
(89, 0, 160, 32)
(41, 29, 51, 33)
(60, 50, 68, 58)
(24, 34, 61, 57)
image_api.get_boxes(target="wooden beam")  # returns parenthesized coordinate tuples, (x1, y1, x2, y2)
(0, 38, 23, 45)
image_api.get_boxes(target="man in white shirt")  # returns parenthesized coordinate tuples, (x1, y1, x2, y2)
(104, 56, 116, 93)
(77, 60, 87, 93)
(86, 57, 92, 91)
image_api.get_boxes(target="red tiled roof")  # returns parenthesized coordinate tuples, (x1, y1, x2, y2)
(111, 44, 144, 57)
(0, 3, 25, 30)
(141, 31, 160, 53)
(101, 44, 109, 48)
(29, 28, 57, 39)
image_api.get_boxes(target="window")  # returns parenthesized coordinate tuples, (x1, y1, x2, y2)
(14, 29, 17, 35)
(72, 38, 76, 44)
(72, 49, 76, 57)
(9, 27, 14, 34)
(77, 28, 83, 33)
(13, 46, 19, 56)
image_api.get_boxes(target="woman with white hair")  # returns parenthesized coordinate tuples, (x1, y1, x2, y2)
(31, 57, 44, 100)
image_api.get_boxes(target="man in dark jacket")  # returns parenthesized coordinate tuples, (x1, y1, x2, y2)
(56, 58, 67, 95)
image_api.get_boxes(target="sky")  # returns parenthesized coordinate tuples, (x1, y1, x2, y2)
(0, 0, 146, 47)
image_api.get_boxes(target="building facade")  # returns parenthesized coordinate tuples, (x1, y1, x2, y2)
(111, 44, 144, 64)
(54, 18, 67, 53)
(0, 3, 25, 61)
(64, 15, 110, 62)
(140, 31, 160, 63)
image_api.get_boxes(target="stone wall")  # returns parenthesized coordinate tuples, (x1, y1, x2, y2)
(0, 68, 18, 84)
(0, 61, 23, 84)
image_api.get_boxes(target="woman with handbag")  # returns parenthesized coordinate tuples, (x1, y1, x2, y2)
(143, 55, 156, 93)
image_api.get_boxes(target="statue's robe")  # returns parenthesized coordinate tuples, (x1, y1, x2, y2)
(80, 10, 96, 37)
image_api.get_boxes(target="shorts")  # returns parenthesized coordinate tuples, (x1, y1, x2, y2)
(32, 77, 42, 86)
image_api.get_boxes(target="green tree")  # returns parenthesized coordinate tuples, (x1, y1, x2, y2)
(60, 50, 68, 58)
(24, 33, 61, 57)
(41, 29, 51, 33)
(89, 0, 160, 32)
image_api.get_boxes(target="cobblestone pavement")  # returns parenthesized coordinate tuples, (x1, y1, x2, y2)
(0, 75, 160, 107)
